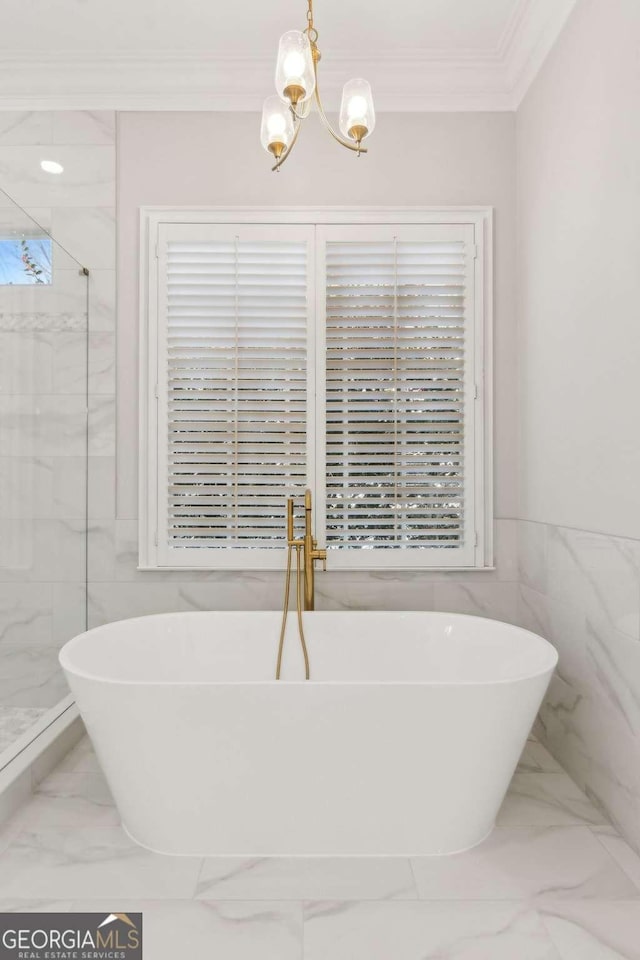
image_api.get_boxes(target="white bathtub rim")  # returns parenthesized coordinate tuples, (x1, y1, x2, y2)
(59, 610, 558, 688)
(120, 818, 497, 859)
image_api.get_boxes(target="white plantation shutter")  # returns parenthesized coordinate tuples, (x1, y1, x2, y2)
(316, 224, 477, 567)
(154, 224, 313, 567)
(142, 213, 489, 570)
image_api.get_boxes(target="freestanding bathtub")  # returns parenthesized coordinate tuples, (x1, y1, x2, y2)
(60, 611, 557, 857)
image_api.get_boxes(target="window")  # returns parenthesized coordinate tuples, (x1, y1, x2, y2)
(140, 209, 492, 570)
(0, 236, 52, 285)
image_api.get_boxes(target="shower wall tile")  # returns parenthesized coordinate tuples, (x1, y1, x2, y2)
(0, 112, 53, 145)
(51, 207, 116, 270)
(88, 395, 115, 456)
(87, 270, 116, 332)
(88, 457, 115, 519)
(51, 458, 87, 520)
(0, 457, 54, 519)
(86, 522, 115, 583)
(0, 333, 54, 395)
(0, 584, 53, 646)
(0, 146, 115, 208)
(87, 332, 116, 395)
(0, 112, 116, 747)
(516, 520, 640, 854)
(52, 583, 86, 647)
(0, 267, 88, 323)
(52, 112, 116, 146)
(0, 396, 88, 457)
(0, 643, 68, 708)
(0, 519, 85, 582)
(0, 329, 101, 399)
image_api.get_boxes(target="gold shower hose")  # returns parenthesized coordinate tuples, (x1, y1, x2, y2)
(275, 541, 310, 680)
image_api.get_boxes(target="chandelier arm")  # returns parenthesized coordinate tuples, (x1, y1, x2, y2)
(312, 65, 368, 154)
(271, 116, 303, 172)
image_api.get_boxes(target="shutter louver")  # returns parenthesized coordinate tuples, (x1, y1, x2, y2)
(163, 235, 308, 550)
(324, 237, 470, 551)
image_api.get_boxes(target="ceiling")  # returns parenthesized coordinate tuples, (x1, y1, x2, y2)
(0, 0, 578, 111)
(0, 0, 519, 53)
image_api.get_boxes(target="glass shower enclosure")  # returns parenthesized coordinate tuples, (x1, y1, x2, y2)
(0, 187, 88, 769)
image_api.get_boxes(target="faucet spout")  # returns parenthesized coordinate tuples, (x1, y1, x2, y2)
(302, 489, 327, 611)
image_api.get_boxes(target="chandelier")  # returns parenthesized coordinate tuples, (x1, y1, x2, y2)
(260, 0, 376, 172)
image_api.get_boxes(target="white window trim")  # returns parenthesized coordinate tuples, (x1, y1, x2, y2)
(139, 206, 494, 571)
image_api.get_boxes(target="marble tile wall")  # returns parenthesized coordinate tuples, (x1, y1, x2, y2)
(516, 519, 640, 852)
(85, 518, 520, 627)
(0, 111, 116, 744)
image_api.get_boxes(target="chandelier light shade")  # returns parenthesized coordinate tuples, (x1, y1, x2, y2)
(261, 0, 375, 172)
(260, 95, 295, 161)
(275, 31, 316, 107)
(339, 79, 376, 144)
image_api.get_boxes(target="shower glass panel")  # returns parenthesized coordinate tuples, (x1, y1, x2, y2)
(0, 187, 88, 769)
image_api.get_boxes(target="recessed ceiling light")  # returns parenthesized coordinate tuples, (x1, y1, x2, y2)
(40, 159, 64, 175)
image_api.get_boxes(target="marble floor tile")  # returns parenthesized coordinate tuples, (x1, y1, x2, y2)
(0, 899, 74, 912)
(518, 742, 546, 772)
(0, 815, 26, 857)
(411, 826, 640, 902)
(303, 901, 562, 960)
(518, 741, 565, 772)
(540, 900, 640, 959)
(498, 772, 608, 826)
(70, 899, 302, 960)
(55, 735, 101, 774)
(592, 827, 640, 889)
(0, 827, 203, 899)
(196, 856, 417, 901)
(525, 742, 566, 773)
(21, 770, 119, 827)
(0, 706, 47, 753)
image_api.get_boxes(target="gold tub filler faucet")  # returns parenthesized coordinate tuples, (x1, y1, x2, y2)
(276, 489, 327, 680)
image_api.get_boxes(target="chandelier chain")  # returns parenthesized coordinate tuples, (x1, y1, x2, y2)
(305, 0, 318, 44)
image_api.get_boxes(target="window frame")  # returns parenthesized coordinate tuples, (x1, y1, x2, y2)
(139, 207, 494, 571)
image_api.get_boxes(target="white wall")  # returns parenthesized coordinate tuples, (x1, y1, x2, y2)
(104, 111, 519, 620)
(518, 0, 640, 538)
(516, 0, 640, 849)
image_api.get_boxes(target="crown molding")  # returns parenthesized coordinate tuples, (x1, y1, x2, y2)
(0, 5, 577, 113)
(501, 0, 579, 107)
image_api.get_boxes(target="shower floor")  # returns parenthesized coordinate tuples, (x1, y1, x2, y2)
(0, 707, 48, 757)
(0, 735, 639, 958)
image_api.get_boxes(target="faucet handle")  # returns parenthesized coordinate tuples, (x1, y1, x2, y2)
(286, 497, 294, 542)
